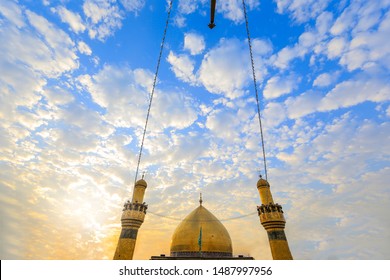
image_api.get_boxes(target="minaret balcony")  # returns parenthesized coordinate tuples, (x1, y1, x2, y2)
(257, 203, 286, 230)
(120, 201, 148, 228)
(123, 201, 148, 213)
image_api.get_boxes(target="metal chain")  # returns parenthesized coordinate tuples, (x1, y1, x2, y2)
(242, 0, 268, 181)
(134, 0, 173, 185)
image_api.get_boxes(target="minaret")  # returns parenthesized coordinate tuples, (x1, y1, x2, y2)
(113, 176, 148, 260)
(256, 176, 293, 260)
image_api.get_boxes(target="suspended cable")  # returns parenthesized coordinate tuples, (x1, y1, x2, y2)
(242, 0, 268, 181)
(134, 0, 174, 185)
(148, 210, 258, 222)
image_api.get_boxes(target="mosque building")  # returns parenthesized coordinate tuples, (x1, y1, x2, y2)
(150, 194, 253, 260)
(113, 176, 293, 260)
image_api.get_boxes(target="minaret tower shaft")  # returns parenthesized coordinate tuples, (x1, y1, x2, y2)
(113, 178, 148, 260)
(256, 176, 293, 260)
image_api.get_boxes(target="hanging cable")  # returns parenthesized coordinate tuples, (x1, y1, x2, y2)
(148, 210, 258, 222)
(134, 0, 173, 185)
(242, 0, 268, 181)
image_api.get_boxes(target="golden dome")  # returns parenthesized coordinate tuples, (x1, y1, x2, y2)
(257, 177, 270, 188)
(170, 204, 233, 258)
(135, 178, 147, 188)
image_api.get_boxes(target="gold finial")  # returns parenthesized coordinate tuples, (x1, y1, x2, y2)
(142, 171, 145, 180)
(199, 193, 203, 206)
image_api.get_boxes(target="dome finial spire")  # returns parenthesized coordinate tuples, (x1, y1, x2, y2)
(258, 169, 262, 179)
(199, 193, 203, 206)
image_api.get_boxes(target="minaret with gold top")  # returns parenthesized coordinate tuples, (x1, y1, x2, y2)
(256, 175, 293, 260)
(113, 176, 148, 260)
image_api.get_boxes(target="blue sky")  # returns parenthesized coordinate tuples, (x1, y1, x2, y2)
(0, 0, 389, 260)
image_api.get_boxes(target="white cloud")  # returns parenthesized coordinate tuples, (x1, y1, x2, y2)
(169, 38, 254, 99)
(0, 58, 44, 112)
(0, 4, 79, 129)
(166, 51, 197, 84)
(316, 11, 334, 35)
(173, 14, 186, 28)
(175, 0, 260, 25)
(331, 0, 389, 35)
(326, 37, 348, 59)
(220, 0, 260, 23)
(340, 49, 370, 71)
(330, 5, 355, 36)
(205, 109, 241, 142)
(197, 38, 252, 99)
(251, 39, 273, 81)
(285, 164, 390, 259)
(184, 32, 205, 55)
(284, 75, 390, 120)
(78, 41, 92, 55)
(0, 0, 25, 28)
(269, 11, 334, 70)
(347, 13, 390, 70)
(263, 74, 299, 99)
(77, 65, 150, 128)
(133, 68, 154, 92)
(83, 0, 124, 41)
(24, 10, 78, 76)
(263, 102, 287, 127)
(270, 10, 332, 70)
(178, 0, 198, 14)
(268, 117, 390, 258)
(270, 2, 385, 73)
(55, 6, 86, 33)
(298, 31, 317, 48)
(83, 0, 112, 24)
(327, 1, 390, 71)
(43, 86, 75, 106)
(319, 78, 390, 112)
(271, 44, 306, 70)
(353, 2, 382, 33)
(274, 113, 390, 187)
(285, 91, 322, 119)
(274, 0, 331, 23)
(78, 64, 198, 131)
(0, 4, 138, 259)
(202, 99, 256, 147)
(143, 131, 208, 168)
(119, 0, 145, 14)
(151, 90, 199, 130)
(220, 0, 243, 23)
(313, 72, 339, 87)
(167, 37, 272, 100)
(271, 1, 390, 76)
(252, 38, 273, 55)
(61, 105, 100, 131)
